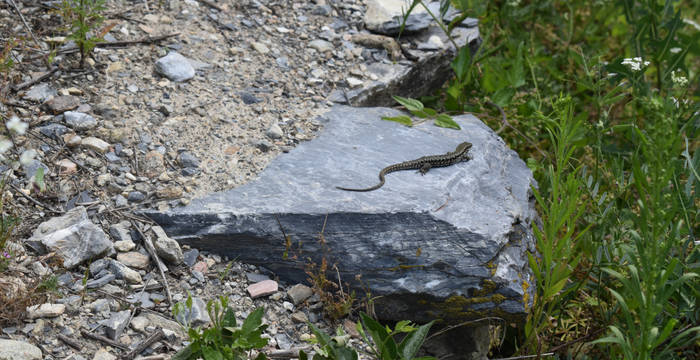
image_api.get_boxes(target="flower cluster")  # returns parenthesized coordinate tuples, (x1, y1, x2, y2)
(621, 57, 650, 72)
(1, 116, 35, 165)
(671, 70, 688, 87)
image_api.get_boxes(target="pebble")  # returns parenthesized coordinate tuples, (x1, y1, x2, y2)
(81, 137, 111, 153)
(266, 122, 284, 139)
(114, 240, 136, 252)
(64, 111, 97, 131)
(239, 92, 262, 104)
(127, 191, 146, 202)
(44, 95, 80, 114)
(0, 339, 42, 360)
(116, 252, 150, 269)
(183, 249, 199, 267)
(287, 283, 314, 305)
(247, 279, 278, 298)
(152, 226, 184, 264)
(27, 303, 66, 319)
(155, 52, 195, 82)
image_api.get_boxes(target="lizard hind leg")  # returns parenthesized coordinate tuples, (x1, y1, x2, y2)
(419, 162, 432, 175)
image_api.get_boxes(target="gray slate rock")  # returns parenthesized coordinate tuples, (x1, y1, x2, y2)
(155, 52, 195, 82)
(183, 249, 199, 267)
(364, 0, 433, 35)
(38, 123, 70, 140)
(0, 339, 42, 360)
(26, 206, 113, 269)
(146, 106, 537, 324)
(152, 226, 184, 265)
(103, 310, 130, 340)
(64, 111, 97, 131)
(23, 83, 56, 103)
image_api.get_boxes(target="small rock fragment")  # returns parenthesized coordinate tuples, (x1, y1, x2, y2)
(246, 279, 278, 298)
(152, 226, 184, 264)
(27, 303, 66, 319)
(103, 310, 130, 340)
(81, 137, 111, 153)
(64, 111, 97, 131)
(287, 284, 314, 305)
(116, 252, 150, 269)
(155, 52, 195, 82)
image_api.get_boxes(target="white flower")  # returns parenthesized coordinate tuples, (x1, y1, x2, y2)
(683, 18, 700, 31)
(6, 116, 28, 135)
(670, 47, 682, 54)
(19, 149, 36, 165)
(671, 70, 688, 87)
(506, 0, 521, 6)
(621, 57, 650, 72)
(0, 138, 11, 154)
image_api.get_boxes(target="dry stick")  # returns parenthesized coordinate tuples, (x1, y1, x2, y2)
(131, 221, 173, 305)
(267, 347, 312, 359)
(5, 0, 42, 50)
(80, 329, 129, 350)
(120, 328, 165, 360)
(8, 183, 64, 214)
(491, 353, 555, 360)
(94, 33, 180, 48)
(57, 334, 83, 351)
(11, 67, 59, 91)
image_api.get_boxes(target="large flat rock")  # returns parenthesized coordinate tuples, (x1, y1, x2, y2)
(146, 105, 537, 323)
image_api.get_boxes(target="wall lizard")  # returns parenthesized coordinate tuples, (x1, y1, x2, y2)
(336, 142, 472, 192)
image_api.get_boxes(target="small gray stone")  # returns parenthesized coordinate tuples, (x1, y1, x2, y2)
(183, 249, 199, 267)
(90, 259, 109, 276)
(173, 297, 211, 328)
(109, 223, 132, 242)
(275, 56, 289, 69)
(266, 122, 283, 139)
(275, 333, 293, 350)
(129, 291, 154, 309)
(103, 310, 130, 340)
(311, 4, 332, 16)
(105, 152, 120, 162)
(128, 191, 146, 202)
(26, 303, 66, 319)
(81, 137, 111, 153)
(23, 83, 56, 103)
(64, 111, 97, 131)
(114, 240, 136, 252)
(177, 152, 199, 168)
(191, 270, 205, 283)
(155, 52, 195, 82)
(240, 92, 262, 105)
(87, 274, 115, 288)
(114, 194, 128, 207)
(109, 259, 142, 283)
(26, 206, 113, 269)
(308, 39, 334, 53)
(287, 284, 314, 305)
(152, 226, 183, 265)
(116, 252, 150, 270)
(89, 299, 111, 313)
(0, 339, 42, 360)
(246, 272, 270, 283)
(130, 315, 149, 333)
(255, 140, 272, 152)
(38, 123, 70, 140)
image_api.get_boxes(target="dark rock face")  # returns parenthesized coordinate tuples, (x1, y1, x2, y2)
(146, 105, 537, 324)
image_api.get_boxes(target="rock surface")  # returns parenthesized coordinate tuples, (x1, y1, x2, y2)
(0, 339, 42, 360)
(26, 206, 113, 269)
(147, 105, 537, 323)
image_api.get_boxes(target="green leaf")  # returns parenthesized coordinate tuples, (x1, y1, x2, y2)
(202, 345, 224, 360)
(399, 320, 434, 359)
(172, 343, 195, 360)
(434, 114, 461, 130)
(450, 45, 472, 81)
(392, 95, 424, 112)
(491, 87, 515, 107)
(241, 307, 264, 335)
(222, 308, 236, 328)
(33, 167, 46, 192)
(382, 116, 413, 126)
(423, 108, 437, 117)
(360, 312, 398, 360)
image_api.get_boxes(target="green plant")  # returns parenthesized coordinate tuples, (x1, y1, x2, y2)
(357, 312, 435, 360)
(524, 96, 590, 354)
(382, 96, 461, 130)
(300, 323, 358, 360)
(60, 0, 105, 67)
(305, 257, 355, 320)
(172, 294, 268, 360)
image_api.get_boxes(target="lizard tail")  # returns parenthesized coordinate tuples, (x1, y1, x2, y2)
(336, 174, 386, 192)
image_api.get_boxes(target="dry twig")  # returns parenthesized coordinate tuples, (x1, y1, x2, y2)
(131, 221, 173, 305)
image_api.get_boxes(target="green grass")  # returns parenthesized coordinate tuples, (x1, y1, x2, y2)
(404, 0, 699, 358)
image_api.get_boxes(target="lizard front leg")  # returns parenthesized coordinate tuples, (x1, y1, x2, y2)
(419, 162, 432, 175)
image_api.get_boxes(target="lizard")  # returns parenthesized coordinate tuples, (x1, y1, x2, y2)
(336, 141, 473, 192)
